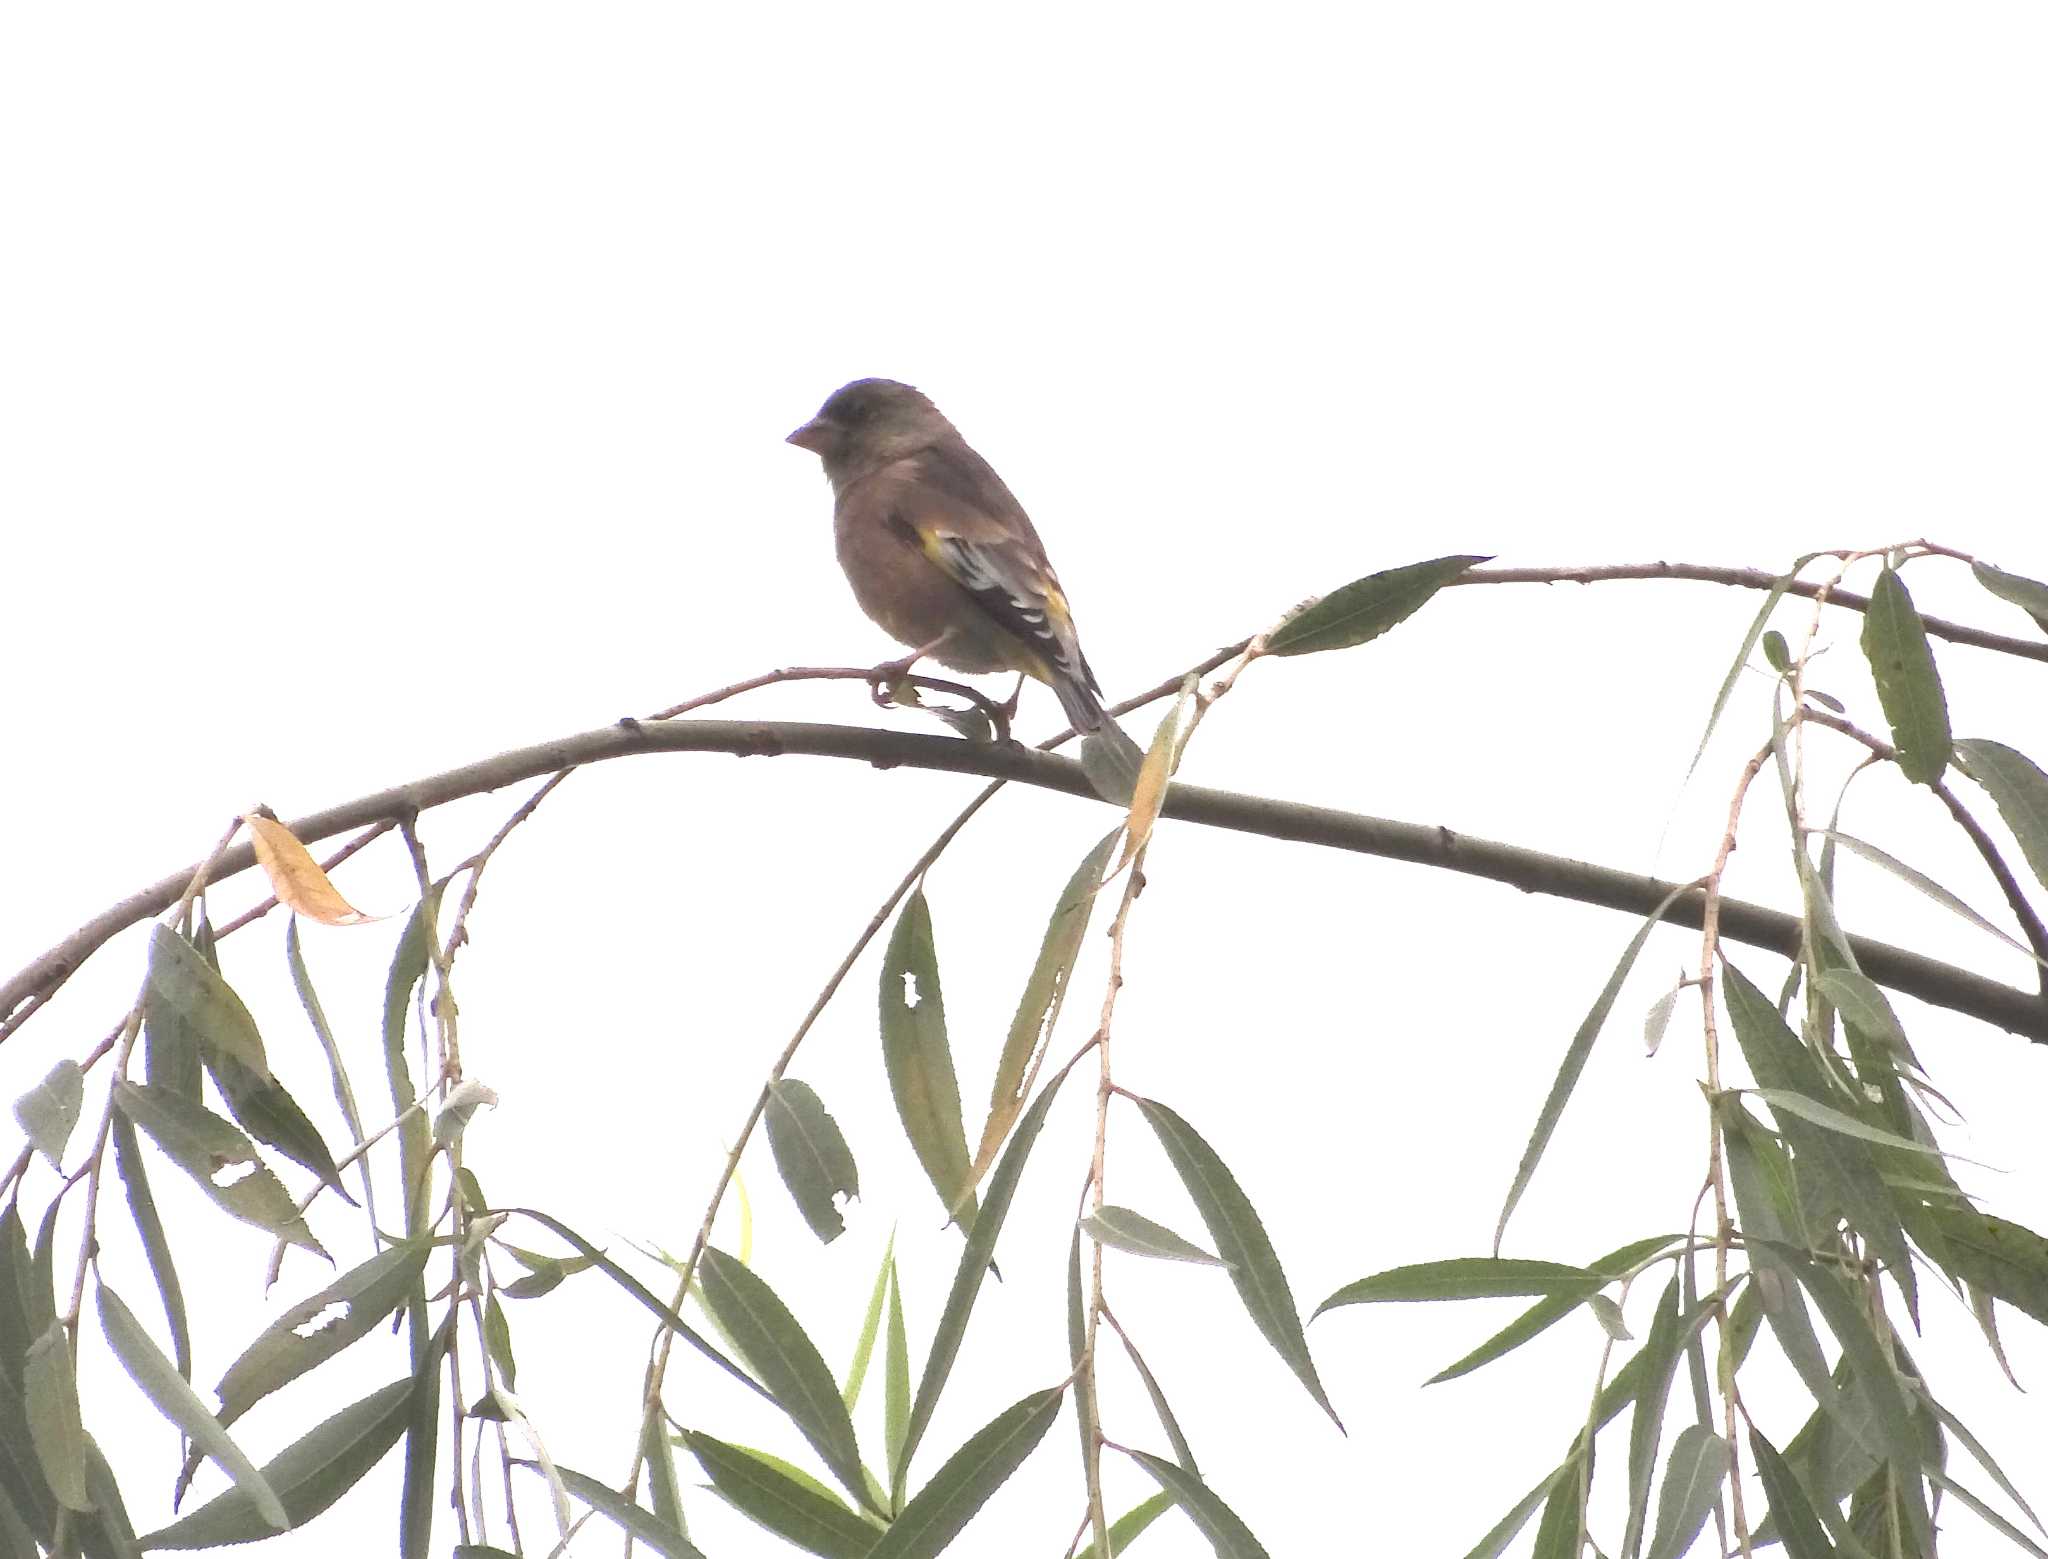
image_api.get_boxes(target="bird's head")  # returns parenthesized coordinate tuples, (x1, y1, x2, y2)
(787, 378, 952, 487)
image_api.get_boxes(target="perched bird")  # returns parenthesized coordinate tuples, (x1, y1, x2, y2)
(786, 378, 1113, 735)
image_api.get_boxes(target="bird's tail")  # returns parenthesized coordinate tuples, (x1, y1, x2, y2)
(1051, 668, 1107, 734)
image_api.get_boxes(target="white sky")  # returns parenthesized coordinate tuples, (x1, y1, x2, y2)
(3, 6, 2046, 1556)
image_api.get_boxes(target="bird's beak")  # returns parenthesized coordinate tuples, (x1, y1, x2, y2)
(786, 419, 831, 452)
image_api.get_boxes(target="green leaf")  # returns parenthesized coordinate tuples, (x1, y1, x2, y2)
(764, 1080, 860, 1245)
(1749, 1087, 1971, 1162)
(1114, 1319, 1199, 1475)
(1955, 738, 2048, 895)
(1496, 882, 1694, 1250)
(841, 1236, 894, 1412)
(81, 1436, 142, 1559)
(203, 1050, 350, 1199)
(869, 1386, 1062, 1559)
(1761, 628, 1791, 672)
(145, 1375, 412, 1546)
(1265, 554, 1490, 657)
(697, 1249, 874, 1514)
(287, 918, 376, 1228)
(1082, 1206, 1223, 1266)
(398, 1311, 452, 1559)
(112, 1081, 325, 1256)
(899, 1059, 1076, 1496)
(883, 1260, 910, 1498)
(880, 890, 974, 1224)
(1757, 1238, 1931, 1547)
(504, 1210, 766, 1402)
(1422, 1235, 1681, 1384)
(683, 1431, 876, 1559)
(1683, 556, 1817, 782)
(976, 829, 1117, 1176)
(1924, 1396, 2046, 1541)
(642, 1414, 687, 1540)
(209, 1243, 432, 1429)
(12, 1062, 82, 1167)
(1722, 962, 1913, 1313)
(1918, 1207, 2048, 1325)
(1971, 559, 2048, 636)
(381, 900, 433, 1240)
(1824, 827, 2046, 967)
(1318, 1258, 1603, 1311)
(1621, 1274, 1684, 1559)
(1135, 1097, 1339, 1429)
(1925, 1468, 2048, 1559)
(1860, 566, 1951, 785)
(1644, 1425, 1728, 1559)
(24, 1323, 89, 1511)
(146, 924, 270, 1077)
(1720, 1103, 1841, 1410)
(96, 1283, 287, 1531)
(1461, 1471, 1564, 1559)
(106, 1108, 189, 1385)
(1122, 1448, 1272, 1559)
(549, 1464, 707, 1559)
(1075, 1491, 1178, 1559)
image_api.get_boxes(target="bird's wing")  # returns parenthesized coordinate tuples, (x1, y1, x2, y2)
(885, 443, 1101, 695)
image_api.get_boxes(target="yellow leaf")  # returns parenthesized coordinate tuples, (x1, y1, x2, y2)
(243, 814, 378, 926)
(1115, 676, 1198, 874)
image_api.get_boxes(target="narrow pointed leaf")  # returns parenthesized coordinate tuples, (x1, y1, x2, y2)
(244, 814, 377, 925)
(1076, 1491, 1177, 1559)
(1497, 883, 1693, 1250)
(112, 1081, 325, 1256)
(1645, 1425, 1728, 1559)
(1621, 1274, 1683, 1559)
(144, 1375, 412, 1547)
(1083, 1207, 1222, 1266)
(1749, 1427, 1838, 1559)
(203, 1051, 350, 1198)
(81, 1437, 142, 1559)
(1135, 1097, 1339, 1428)
(1462, 1472, 1564, 1559)
(1123, 1448, 1271, 1559)
(1721, 1104, 1841, 1411)
(1860, 566, 1950, 785)
(1955, 738, 2048, 893)
(1924, 1397, 2045, 1538)
(1421, 1234, 1680, 1384)
(97, 1284, 286, 1530)
(1266, 554, 1490, 657)
(505, 1209, 766, 1402)
(1922, 1207, 2048, 1323)
(13, 1062, 82, 1167)
(869, 1389, 1062, 1559)
(1824, 828, 2046, 965)
(683, 1431, 875, 1558)
(110, 1110, 189, 1381)
(697, 1248, 873, 1514)
(1117, 676, 1197, 874)
(286, 917, 373, 1225)
(841, 1237, 894, 1411)
(900, 1060, 1076, 1491)
(642, 1414, 687, 1539)
(883, 1262, 909, 1496)
(24, 1324, 89, 1511)
(146, 925, 270, 1077)
(1924, 1468, 2048, 1559)
(381, 901, 433, 1241)
(214, 1243, 430, 1427)
(879, 891, 973, 1223)
(1319, 1258, 1603, 1311)
(765, 1080, 859, 1245)
(1115, 1324, 1198, 1474)
(1722, 963, 1913, 1310)
(975, 829, 1117, 1178)
(549, 1464, 706, 1558)
(1971, 560, 2048, 636)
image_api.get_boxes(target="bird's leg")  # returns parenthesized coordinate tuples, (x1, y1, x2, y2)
(869, 637, 950, 707)
(999, 674, 1025, 725)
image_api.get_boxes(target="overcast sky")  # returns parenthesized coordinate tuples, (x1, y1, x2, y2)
(4, 7, 2046, 1556)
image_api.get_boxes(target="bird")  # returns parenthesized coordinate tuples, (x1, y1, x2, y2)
(786, 378, 1115, 738)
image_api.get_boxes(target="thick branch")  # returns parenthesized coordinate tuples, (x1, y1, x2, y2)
(6, 718, 2044, 1042)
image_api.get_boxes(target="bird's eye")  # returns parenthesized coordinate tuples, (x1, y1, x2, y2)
(838, 399, 871, 426)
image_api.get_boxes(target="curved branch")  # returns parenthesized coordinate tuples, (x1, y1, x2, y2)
(6, 717, 2045, 1042)
(1461, 563, 2048, 664)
